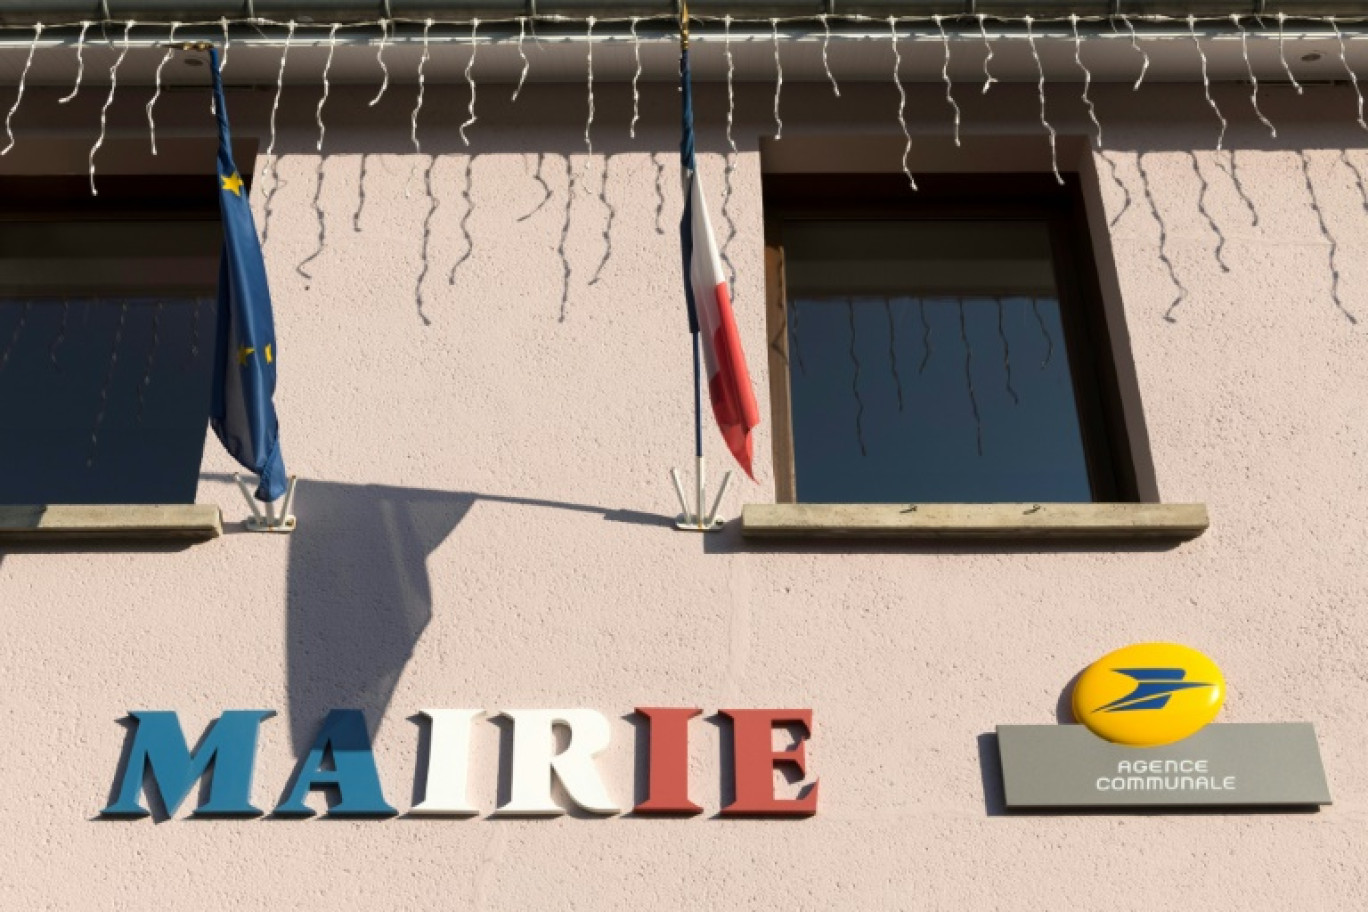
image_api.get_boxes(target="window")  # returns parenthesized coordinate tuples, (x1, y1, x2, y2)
(764, 173, 1140, 505)
(0, 175, 224, 505)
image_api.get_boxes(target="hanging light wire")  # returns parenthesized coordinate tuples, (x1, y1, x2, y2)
(1124, 15, 1150, 90)
(1331, 17, 1368, 132)
(1278, 13, 1304, 95)
(406, 18, 433, 198)
(1235, 14, 1276, 138)
(630, 17, 643, 138)
(1189, 15, 1227, 150)
(89, 21, 135, 197)
(369, 18, 390, 105)
(978, 14, 996, 93)
(889, 17, 916, 191)
(512, 17, 530, 101)
(934, 16, 961, 147)
(819, 14, 840, 97)
(145, 22, 178, 156)
(265, 20, 296, 175)
(1070, 15, 1102, 148)
(771, 18, 784, 140)
(1024, 17, 1063, 185)
(461, 18, 480, 146)
(2, 22, 42, 156)
(58, 21, 90, 104)
(315, 23, 340, 152)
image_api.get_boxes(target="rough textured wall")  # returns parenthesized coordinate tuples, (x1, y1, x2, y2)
(2, 74, 1367, 910)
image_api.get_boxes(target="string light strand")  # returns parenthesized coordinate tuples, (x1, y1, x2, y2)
(771, 19, 784, 140)
(146, 22, 178, 156)
(89, 21, 134, 197)
(630, 17, 643, 138)
(315, 23, 339, 152)
(1189, 15, 1227, 150)
(58, 21, 90, 104)
(369, 18, 390, 105)
(820, 14, 840, 97)
(889, 17, 916, 191)
(2, 23, 42, 156)
(1235, 15, 1276, 138)
(1278, 13, 1304, 95)
(1331, 18, 1368, 132)
(1070, 15, 1102, 148)
(934, 16, 961, 147)
(461, 18, 480, 146)
(1025, 17, 1063, 185)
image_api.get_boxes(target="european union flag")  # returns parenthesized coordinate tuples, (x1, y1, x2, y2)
(208, 47, 287, 501)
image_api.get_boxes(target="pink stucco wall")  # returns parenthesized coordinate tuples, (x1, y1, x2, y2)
(3, 71, 1368, 909)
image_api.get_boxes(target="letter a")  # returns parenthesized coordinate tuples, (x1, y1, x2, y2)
(275, 710, 396, 818)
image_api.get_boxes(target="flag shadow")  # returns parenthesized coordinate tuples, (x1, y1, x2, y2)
(203, 475, 669, 752)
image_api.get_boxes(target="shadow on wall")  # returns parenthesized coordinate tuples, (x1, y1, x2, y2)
(221, 477, 671, 752)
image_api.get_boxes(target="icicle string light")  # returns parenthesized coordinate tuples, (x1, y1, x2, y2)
(978, 14, 997, 93)
(1278, 14, 1304, 95)
(1235, 15, 1276, 138)
(934, 16, 961, 147)
(1189, 16, 1227, 151)
(584, 17, 596, 156)
(146, 22, 178, 156)
(820, 14, 840, 97)
(630, 18, 643, 138)
(724, 16, 737, 155)
(89, 21, 135, 197)
(315, 23, 340, 153)
(1025, 18, 1063, 186)
(2, 23, 42, 157)
(369, 18, 390, 106)
(512, 17, 530, 102)
(889, 17, 916, 192)
(88, 301, 129, 468)
(219, 17, 230, 71)
(1331, 18, 1368, 132)
(1124, 15, 1150, 90)
(1070, 15, 1102, 149)
(59, 21, 90, 104)
(406, 19, 432, 199)
(771, 19, 784, 141)
(461, 19, 480, 146)
(265, 21, 295, 175)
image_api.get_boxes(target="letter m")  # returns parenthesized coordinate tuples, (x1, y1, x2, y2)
(101, 711, 273, 819)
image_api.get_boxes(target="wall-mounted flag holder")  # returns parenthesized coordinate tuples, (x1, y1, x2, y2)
(670, 458, 730, 532)
(234, 473, 297, 533)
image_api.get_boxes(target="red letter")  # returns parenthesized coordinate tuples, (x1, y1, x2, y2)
(720, 709, 819, 817)
(633, 707, 702, 815)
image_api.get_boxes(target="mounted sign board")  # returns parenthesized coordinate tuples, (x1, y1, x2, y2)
(995, 643, 1332, 812)
(997, 723, 1332, 810)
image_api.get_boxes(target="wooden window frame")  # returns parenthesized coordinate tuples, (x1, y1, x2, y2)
(762, 172, 1142, 506)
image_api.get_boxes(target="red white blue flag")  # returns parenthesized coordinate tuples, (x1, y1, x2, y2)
(680, 48, 760, 478)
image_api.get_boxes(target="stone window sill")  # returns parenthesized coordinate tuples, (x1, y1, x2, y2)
(0, 504, 222, 542)
(740, 503, 1207, 542)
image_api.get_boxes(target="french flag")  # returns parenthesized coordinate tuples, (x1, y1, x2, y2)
(680, 47, 760, 479)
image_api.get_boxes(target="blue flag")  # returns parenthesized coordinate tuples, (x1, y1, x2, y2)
(208, 47, 287, 501)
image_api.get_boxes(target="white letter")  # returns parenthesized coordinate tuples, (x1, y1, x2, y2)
(495, 709, 620, 816)
(411, 709, 483, 816)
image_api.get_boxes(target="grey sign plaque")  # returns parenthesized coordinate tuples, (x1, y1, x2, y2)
(996, 723, 1331, 810)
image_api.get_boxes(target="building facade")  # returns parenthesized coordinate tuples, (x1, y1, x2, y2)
(2, 9, 1367, 909)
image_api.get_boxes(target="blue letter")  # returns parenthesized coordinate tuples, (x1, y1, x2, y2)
(101, 710, 274, 819)
(275, 710, 396, 817)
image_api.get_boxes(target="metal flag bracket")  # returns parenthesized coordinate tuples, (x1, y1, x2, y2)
(234, 473, 299, 533)
(670, 457, 731, 532)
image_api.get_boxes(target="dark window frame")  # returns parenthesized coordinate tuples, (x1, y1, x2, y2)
(763, 172, 1140, 504)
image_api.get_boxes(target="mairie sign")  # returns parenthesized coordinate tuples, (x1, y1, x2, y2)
(996, 644, 1331, 811)
(100, 707, 818, 820)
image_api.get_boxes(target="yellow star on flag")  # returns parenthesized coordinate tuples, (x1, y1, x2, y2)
(220, 172, 244, 196)
(237, 345, 255, 366)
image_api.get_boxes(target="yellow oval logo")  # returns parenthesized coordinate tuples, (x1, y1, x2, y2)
(1071, 643, 1225, 747)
